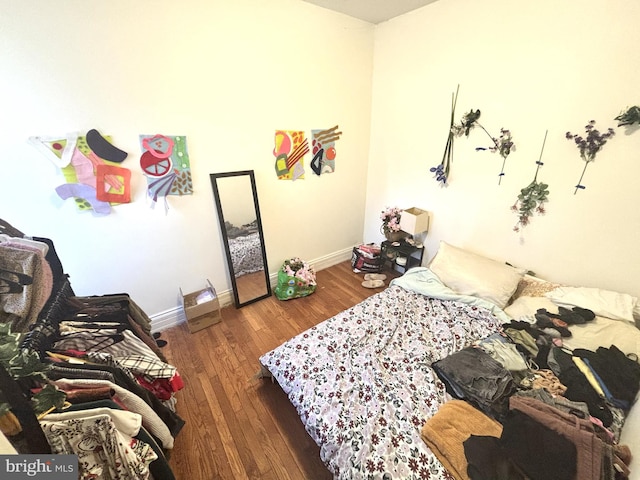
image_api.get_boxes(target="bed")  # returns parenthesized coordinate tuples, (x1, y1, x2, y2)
(259, 241, 640, 480)
(225, 220, 264, 277)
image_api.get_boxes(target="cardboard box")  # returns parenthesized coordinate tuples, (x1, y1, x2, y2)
(180, 279, 222, 333)
(400, 207, 430, 235)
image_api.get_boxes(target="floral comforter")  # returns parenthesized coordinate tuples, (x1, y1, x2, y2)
(259, 271, 504, 479)
(229, 231, 264, 277)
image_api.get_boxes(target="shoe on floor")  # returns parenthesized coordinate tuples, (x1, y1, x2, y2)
(364, 273, 387, 281)
(362, 279, 385, 288)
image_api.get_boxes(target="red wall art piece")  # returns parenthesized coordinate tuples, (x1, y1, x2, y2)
(138, 134, 193, 211)
(29, 130, 130, 216)
(310, 125, 342, 175)
(273, 130, 308, 181)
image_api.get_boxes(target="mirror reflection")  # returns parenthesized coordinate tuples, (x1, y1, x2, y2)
(210, 171, 271, 308)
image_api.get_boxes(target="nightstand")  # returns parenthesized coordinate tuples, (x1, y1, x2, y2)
(381, 240, 425, 274)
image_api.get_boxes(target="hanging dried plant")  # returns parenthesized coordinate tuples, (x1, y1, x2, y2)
(451, 109, 515, 185)
(565, 120, 615, 194)
(430, 85, 460, 186)
(512, 131, 550, 232)
(614, 106, 640, 127)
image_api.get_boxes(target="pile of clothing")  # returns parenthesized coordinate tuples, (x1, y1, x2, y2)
(33, 294, 185, 480)
(424, 316, 640, 480)
(0, 219, 184, 480)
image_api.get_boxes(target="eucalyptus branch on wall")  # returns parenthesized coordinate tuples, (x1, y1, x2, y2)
(512, 130, 550, 232)
(451, 109, 515, 185)
(473, 121, 515, 185)
(565, 120, 615, 194)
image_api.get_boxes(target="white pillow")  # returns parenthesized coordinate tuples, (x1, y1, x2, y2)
(545, 286, 638, 323)
(429, 241, 525, 309)
(505, 296, 640, 357)
(504, 295, 558, 320)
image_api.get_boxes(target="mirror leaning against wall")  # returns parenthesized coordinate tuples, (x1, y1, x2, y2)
(210, 170, 271, 308)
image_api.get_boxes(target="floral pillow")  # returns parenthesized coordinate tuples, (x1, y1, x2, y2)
(510, 275, 561, 302)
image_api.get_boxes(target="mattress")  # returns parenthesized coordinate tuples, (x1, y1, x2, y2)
(261, 266, 640, 479)
(260, 282, 502, 478)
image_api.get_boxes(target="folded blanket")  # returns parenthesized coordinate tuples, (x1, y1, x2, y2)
(391, 267, 511, 323)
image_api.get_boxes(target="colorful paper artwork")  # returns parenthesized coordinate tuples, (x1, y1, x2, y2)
(138, 134, 193, 211)
(273, 130, 309, 180)
(29, 130, 130, 216)
(310, 125, 342, 175)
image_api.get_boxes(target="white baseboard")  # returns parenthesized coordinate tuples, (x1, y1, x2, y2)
(150, 247, 353, 332)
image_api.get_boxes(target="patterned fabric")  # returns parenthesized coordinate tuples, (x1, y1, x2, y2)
(41, 408, 157, 480)
(54, 329, 161, 359)
(83, 351, 138, 381)
(512, 276, 562, 300)
(228, 232, 264, 276)
(260, 285, 503, 479)
(48, 364, 116, 383)
(84, 351, 183, 403)
(531, 369, 568, 396)
(135, 375, 182, 401)
(0, 242, 53, 331)
(86, 352, 177, 381)
(52, 378, 175, 450)
(114, 354, 177, 379)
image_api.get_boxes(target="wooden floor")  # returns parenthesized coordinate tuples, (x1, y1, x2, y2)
(161, 261, 398, 480)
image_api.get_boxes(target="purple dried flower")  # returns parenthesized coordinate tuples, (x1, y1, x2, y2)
(566, 119, 616, 194)
(432, 86, 459, 186)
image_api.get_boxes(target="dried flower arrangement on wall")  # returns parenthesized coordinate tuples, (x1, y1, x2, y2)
(428, 90, 639, 234)
(430, 86, 460, 186)
(565, 120, 615, 194)
(614, 106, 640, 127)
(511, 131, 550, 232)
(431, 96, 516, 186)
(457, 110, 515, 185)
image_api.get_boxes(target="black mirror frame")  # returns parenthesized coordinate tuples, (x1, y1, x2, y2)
(210, 170, 272, 308)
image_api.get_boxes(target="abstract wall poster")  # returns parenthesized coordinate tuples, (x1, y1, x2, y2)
(310, 125, 342, 175)
(273, 130, 308, 180)
(138, 134, 193, 212)
(28, 132, 78, 168)
(29, 129, 130, 216)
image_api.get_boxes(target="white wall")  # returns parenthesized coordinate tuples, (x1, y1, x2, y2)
(214, 175, 257, 227)
(366, 0, 640, 299)
(0, 0, 374, 321)
(4, 0, 639, 326)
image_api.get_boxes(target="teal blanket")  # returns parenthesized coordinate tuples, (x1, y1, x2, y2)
(390, 267, 511, 323)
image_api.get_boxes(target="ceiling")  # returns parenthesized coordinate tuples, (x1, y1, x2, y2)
(301, 0, 439, 24)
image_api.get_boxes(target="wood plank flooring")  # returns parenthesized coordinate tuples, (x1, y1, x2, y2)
(161, 261, 398, 480)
